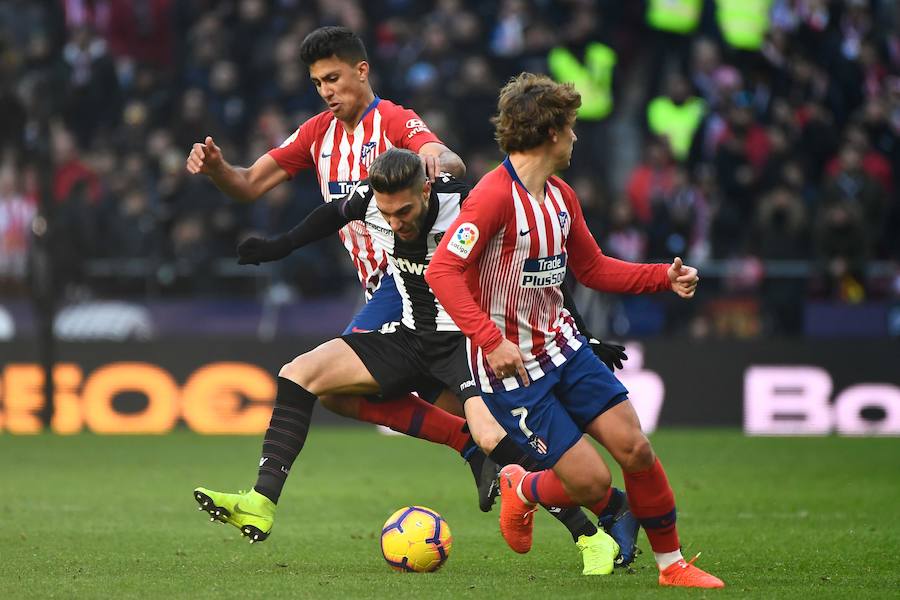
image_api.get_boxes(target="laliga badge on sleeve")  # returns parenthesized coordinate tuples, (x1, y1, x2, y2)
(447, 222, 479, 259)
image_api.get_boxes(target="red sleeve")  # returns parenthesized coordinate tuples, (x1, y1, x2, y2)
(382, 104, 442, 153)
(266, 114, 324, 177)
(426, 179, 509, 354)
(563, 183, 671, 293)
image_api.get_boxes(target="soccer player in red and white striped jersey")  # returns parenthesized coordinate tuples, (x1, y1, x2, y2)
(185, 27, 488, 513)
(427, 73, 723, 588)
(186, 26, 463, 306)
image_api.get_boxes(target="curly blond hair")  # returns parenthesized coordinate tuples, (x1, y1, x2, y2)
(492, 73, 581, 154)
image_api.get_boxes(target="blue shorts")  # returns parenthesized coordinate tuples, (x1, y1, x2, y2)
(482, 344, 628, 469)
(342, 274, 403, 335)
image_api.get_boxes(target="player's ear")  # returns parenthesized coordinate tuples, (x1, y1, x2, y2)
(357, 60, 369, 82)
(422, 179, 432, 199)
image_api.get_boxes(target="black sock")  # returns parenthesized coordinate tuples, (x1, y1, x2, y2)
(466, 445, 486, 483)
(254, 377, 316, 504)
(555, 507, 598, 541)
(489, 434, 598, 541)
(488, 434, 534, 468)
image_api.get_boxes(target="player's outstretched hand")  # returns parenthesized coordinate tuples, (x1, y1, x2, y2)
(186, 136, 224, 176)
(667, 256, 699, 299)
(236, 235, 294, 265)
(486, 338, 530, 387)
(589, 338, 627, 371)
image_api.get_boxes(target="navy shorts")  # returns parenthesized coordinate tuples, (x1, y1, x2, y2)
(342, 273, 403, 335)
(482, 344, 628, 469)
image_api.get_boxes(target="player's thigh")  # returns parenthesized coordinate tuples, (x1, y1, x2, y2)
(433, 388, 464, 417)
(585, 400, 656, 472)
(482, 377, 582, 469)
(342, 326, 424, 399)
(556, 345, 629, 432)
(279, 338, 379, 396)
(551, 436, 613, 504)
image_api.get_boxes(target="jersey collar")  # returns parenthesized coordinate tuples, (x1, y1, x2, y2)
(356, 96, 381, 126)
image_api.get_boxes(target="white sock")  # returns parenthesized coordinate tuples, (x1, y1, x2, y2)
(654, 550, 684, 570)
(515, 474, 537, 506)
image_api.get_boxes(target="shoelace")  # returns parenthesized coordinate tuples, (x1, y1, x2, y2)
(522, 506, 538, 525)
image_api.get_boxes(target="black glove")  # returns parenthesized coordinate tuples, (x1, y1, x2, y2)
(237, 235, 294, 265)
(588, 337, 627, 371)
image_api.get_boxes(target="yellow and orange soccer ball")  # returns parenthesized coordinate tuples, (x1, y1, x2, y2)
(380, 506, 452, 572)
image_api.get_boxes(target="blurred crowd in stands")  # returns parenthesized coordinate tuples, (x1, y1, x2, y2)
(0, 0, 899, 336)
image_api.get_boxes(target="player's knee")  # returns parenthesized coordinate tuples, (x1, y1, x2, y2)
(278, 356, 318, 392)
(470, 425, 505, 454)
(620, 435, 655, 472)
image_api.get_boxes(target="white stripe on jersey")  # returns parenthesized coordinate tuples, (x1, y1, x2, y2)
(473, 180, 583, 393)
(316, 117, 388, 299)
(360, 187, 463, 332)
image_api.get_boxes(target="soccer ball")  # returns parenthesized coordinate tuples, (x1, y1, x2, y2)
(380, 506, 452, 572)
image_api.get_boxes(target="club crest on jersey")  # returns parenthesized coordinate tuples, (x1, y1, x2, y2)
(433, 232, 444, 244)
(360, 141, 378, 168)
(557, 210, 569, 230)
(528, 433, 548, 455)
(447, 222, 478, 259)
(521, 252, 567, 288)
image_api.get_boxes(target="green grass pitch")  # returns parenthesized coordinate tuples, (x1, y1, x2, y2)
(1, 428, 898, 599)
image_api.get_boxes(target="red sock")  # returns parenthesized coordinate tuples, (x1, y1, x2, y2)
(521, 470, 612, 515)
(623, 457, 680, 553)
(357, 393, 470, 454)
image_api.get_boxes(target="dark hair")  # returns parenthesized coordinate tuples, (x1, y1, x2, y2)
(368, 149, 425, 194)
(299, 26, 368, 67)
(492, 73, 581, 153)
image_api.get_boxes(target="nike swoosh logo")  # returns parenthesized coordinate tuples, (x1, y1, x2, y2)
(321, 153, 332, 158)
(519, 228, 532, 236)
(233, 503, 266, 518)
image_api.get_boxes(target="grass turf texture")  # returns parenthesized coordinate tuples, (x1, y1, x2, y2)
(1, 429, 898, 599)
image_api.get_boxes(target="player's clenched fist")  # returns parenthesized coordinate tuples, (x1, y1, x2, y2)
(186, 136, 224, 175)
(485, 338, 530, 386)
(667, 256, 699, 299)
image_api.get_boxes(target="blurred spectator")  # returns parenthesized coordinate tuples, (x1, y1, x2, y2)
(0, 164, 36, 280)
(647, 72, 706, 161)
(60, 26, 120, 147)
(815, 200, 869, 302)
(603, 199, 647, 263)
(0, 0, 896, 335)
(822, 143, 887, 250)
(751, 185, 809, 333)
(626, 137, 676, 225)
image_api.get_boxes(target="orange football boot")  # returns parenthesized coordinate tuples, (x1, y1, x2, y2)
(498, 464, 538, 554)
(659, 553, 725, 588)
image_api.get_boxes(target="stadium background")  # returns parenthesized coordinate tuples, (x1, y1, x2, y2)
(0, 0, 897, 434)
(1, 2, 899, 598)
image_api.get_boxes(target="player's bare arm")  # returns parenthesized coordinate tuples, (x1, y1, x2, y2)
(419, 141, 466, 180)
(186, 136, 289, 202)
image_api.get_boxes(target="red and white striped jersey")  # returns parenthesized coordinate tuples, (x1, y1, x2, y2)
(267, 97, 441, 298)
(427, 159, 671, 393)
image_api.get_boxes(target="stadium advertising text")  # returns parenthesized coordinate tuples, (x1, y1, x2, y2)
(0, 340, 896, 435)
